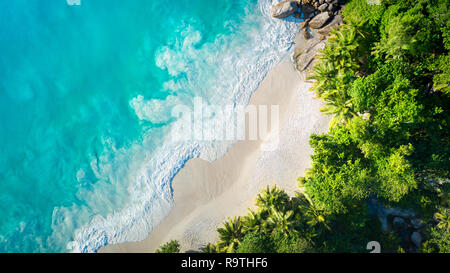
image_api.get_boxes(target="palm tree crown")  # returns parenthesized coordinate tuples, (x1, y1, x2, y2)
(255, 185, 290, 213)
(216, 216, 244, 253)
(243, 209, 266, 233)
(294, 192, 331, 231)
(267, 207, 297, 235)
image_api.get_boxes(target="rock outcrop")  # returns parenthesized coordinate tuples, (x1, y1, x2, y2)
(292, 1, 345, 68)
(318, 3, 328, 12)
(411, 232, 422, 248)
(368, 199, 425, 252)
(293, 33, 326, 72)
(271, 1, 299, 19)
(317, 14, 343, 35)
(393, 217, 406, 230)
(272, 0, 344, 23)
(308, 12, 332, 29)
(300, 4, 316, 18)
(411, 218, 424, 229)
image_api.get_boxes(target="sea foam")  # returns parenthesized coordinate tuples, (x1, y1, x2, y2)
(64, 0, 299, 252)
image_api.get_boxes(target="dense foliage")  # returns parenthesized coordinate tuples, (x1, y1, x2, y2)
(155, 240, 181, 253)
(158, 0, 449, 253)
(303, 0, 449, 252)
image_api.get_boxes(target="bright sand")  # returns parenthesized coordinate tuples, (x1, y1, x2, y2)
(100, 35, 331, 253)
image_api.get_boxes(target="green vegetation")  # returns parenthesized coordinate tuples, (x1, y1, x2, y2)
(236, 233, 275, 253)
(305, 0, 449, 252)
(203, 186, 318, 253)
(157, 0, 449, 253)
(155, 240, 180, 253)
(216, 217, 245, 253)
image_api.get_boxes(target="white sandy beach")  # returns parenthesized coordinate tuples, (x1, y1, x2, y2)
(100, 33, 331, 253)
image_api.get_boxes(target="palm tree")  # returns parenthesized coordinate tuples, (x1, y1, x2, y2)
(267, 207, 297, 235)
(242, 209, 266, 233)
(320, 95, 357, 127)
(434, 208, 450, 232)
(294, 192, 331, 231)
(216, 217, 244, 253)
(307, 61, 338, 99)
(202, 243, 220, 253)
(255, 185, 290, 213)
(321, 25, 360, 72)
(307, 26, 363, 131)
(297, 176, 307, 187)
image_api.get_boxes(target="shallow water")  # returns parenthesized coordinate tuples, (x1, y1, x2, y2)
(0, 0, 298, 252)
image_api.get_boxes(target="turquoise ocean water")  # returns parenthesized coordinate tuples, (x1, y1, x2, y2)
(0, 0, 298, 252)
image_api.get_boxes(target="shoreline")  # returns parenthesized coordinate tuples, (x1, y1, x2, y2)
(100, 32, 331, 253)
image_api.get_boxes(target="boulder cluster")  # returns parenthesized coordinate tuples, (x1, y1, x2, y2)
(370, 199, 425, 252)
(272, 0, 345, 39)
(275, 0, 345, 73)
